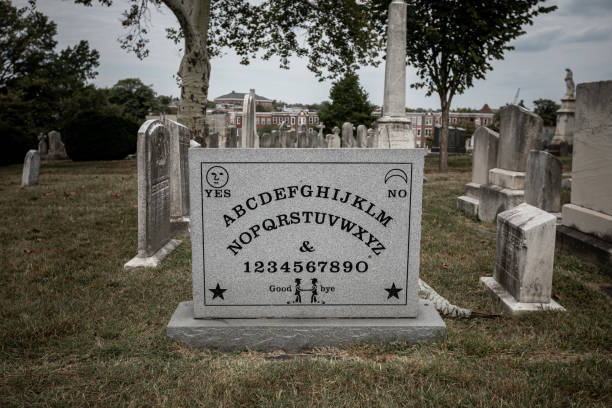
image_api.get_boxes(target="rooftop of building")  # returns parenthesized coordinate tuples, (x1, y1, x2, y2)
(214, 91, 272, 101)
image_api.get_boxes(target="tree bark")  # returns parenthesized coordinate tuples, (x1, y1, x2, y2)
(163, 0, 211, 144)
(439, 96, 450, 173)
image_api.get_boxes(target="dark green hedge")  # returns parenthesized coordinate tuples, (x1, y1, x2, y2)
(64, 111, 138, 161)
(0, 122, 36, 166)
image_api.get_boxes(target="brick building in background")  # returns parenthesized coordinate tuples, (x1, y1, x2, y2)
(214, 91, 274, 110)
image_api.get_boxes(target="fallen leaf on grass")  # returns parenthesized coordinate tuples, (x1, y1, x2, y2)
(442, 263, 449, 270)
(44, 191, 55, 197)
(111, 192, 121, 198)
(24, 249, 33, 254)
(63, 191, 77, 200)
(80, 240, 91, 246)
(553, 293, 562, 301)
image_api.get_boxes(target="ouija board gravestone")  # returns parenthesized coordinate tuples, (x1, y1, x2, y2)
(193, 148, 434, 317)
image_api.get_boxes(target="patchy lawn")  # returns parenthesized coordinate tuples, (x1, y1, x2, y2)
(1, 156, 610, 407)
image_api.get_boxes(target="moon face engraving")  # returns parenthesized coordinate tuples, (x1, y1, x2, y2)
(206, 166, 229, 188)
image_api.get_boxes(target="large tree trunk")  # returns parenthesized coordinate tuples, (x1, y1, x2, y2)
(164, 0, 211, 145)
(439, 96, 450, 173)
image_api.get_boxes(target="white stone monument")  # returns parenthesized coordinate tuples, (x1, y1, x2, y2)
(550, 69, 576, 154)
(166, 149, 445, 350)
(524, 150, 562, 213)
(375, 0, 415, 148)
(21, 150, 40, 187)
(478, 105, 542, 222)
(125, 120, 181, 269)
(457, 126, 499, 216)
(559, 81, 612, 264)
(480, 203, 565, 316)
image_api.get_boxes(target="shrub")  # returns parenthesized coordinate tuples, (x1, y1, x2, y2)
(63, 111, 139, 161)
(0, 122, 36, 166)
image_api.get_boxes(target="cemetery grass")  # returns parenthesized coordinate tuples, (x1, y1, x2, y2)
(1, 157, 611, 408)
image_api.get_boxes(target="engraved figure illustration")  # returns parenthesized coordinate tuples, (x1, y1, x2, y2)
(294, 278, 303, 303)
(310, 278, 319, 303)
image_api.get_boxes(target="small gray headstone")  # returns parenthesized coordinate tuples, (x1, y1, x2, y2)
(287, 130, 296, 148)
(21, 150, 40, 186)
(493, 203, 556, 303)
(297, 126, 308, 148)
(525, 150, 562, 212)
(342, 122, 356, 147)
(47, 130, 68, 160)
(367, 128, 376, 148)
(270, 130, 280, 148)
(327, 129, 341, 148)
(37, 133, 48, 155)
(472, 127, 500, 185)
(207, 132, 220, 148)
(225, 127, 238, 148)
(357, 125, 368, 148)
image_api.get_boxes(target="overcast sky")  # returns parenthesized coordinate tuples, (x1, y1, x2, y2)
(15, 0, 612, 110)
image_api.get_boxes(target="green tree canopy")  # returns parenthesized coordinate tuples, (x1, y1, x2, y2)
(108, 78, 158, 122)
(533, 98, 560, 126)
(395, 0, 556, 172)
(318, 72, 374, 131)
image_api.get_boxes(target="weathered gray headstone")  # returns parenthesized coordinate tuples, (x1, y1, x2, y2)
(287, 130, 296, 148)
(37, 133, 48, 155)
(525, 150, 562, 212)
(367, 128, 376, 148)
(270, 130, 280, 148)
(562, 80, 612, 243)
(342, 122, 356, 147)
(260, 133, 271, 148)
(496, 105, 542, 172)
(357, 125, 368, 148)
(164, 119, 191, 229)
(480, 203, 565, 316)
(125, 120, 181, 269)
(457, 127, 499, 216)
(327, 127, 341, 148)
(297, 125, 308, 148)
(316, 123, 326, 148)
(167, 148, 445, 350)
(225, 127, 238, 148)
(207, 132, 220, 148)
(47, 131, 68, 160)
(21, 150, 40, 186)
(478, 105, 542, 222)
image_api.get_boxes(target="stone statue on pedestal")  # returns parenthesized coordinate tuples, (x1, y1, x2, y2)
(564, 69, 575, 99)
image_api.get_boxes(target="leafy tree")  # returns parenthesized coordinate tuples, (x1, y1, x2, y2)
(0, 0, 99, 163)
(318, 73, 374, 131)
(157, 95, 173, 114)
(255, 104, 273, 112)
(396, 0, 556, 172)
(108, 78, 158, 122)
(533, 98, 560, 126)
(61, 0, 385, 139)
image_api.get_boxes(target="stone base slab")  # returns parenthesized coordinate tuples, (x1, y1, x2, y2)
(170, 216, 190, 238)
(556, 225, 612, 266)
(166, 300, 446, 352)
(480, 277, 565, 317)
(464, 182, 481, 199)
(478, 184, 525, 222)
(488, 168, 526, 190)
(375, 116, 415, 148)
(457, 195, 479, 216)
(562, 204, 612, 242)
(124, 239, 182, 269)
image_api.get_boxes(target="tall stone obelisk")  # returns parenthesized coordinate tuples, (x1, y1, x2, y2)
(549, 68, 576, 156)
(376, 0, 415, 148)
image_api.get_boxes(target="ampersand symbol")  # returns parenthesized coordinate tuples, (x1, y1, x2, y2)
(299, 241, 315, 253)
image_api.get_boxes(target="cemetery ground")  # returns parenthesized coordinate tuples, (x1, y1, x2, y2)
(1, 156, 610, 408)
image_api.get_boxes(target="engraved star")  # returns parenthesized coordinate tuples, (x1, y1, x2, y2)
(209, 283, 227, 300)
(385, 283, 402, 299)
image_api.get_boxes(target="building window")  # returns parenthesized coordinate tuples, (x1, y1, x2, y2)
(417, 116, 422, 125)
(452, 117, 457, 123)
(417, 129, 421, 136)
(291, 117, 295, 125)
(272, 117, 277, 124)
(267, 117, 271, 124)
(237, 117, 241, 125)
(314, 117, 318, 123)
(425, 129, 431, 136)
(483, 118, 489, 125)
(426, 117, 432, 125)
